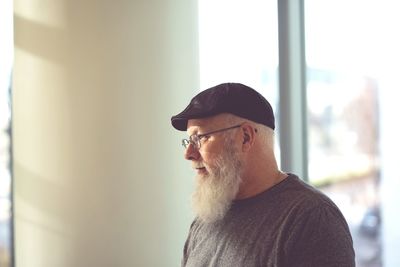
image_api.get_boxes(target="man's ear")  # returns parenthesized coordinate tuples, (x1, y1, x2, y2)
(241, 124, 256, 151)
(243, 132, 250, 144)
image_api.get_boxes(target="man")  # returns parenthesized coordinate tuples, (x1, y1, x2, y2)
(171, 83, 355, 267)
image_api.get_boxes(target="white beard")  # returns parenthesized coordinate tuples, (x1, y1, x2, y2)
(191, 140, 242, 223)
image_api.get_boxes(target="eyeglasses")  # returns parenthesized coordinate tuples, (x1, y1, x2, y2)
(182, 124, 242, 150)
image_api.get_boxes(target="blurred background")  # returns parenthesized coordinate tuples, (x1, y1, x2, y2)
(1, 0, 399, 266)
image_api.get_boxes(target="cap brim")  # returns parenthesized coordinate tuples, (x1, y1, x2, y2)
(171, 117, 188, 131)
(171, 102, 217, 131)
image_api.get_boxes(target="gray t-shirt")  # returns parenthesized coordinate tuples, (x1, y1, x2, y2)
(182, 174, 355, 267)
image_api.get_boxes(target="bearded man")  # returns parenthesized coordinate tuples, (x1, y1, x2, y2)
(171, 83, 355, 267)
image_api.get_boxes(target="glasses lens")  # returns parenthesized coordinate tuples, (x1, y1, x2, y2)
(182, 139, 190, 148)
(191, 135, 201, 149)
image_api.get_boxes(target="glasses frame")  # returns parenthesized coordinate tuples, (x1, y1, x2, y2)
(182, 124, 243, 150)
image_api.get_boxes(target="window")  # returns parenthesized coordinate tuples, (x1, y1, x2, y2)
(305, 1, 399, 266)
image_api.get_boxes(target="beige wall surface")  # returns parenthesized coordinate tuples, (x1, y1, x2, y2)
(13, 1, 198, 266)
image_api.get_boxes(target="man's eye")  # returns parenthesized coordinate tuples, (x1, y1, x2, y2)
(202, 135, 211, 141)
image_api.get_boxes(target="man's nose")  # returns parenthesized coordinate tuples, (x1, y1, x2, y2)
(184, 143, 201, 161)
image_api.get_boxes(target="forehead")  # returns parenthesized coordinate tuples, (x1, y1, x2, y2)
(186, 118, 211, 135)
(186, 114, 227, 135)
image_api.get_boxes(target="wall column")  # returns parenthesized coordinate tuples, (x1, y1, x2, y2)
(277, 0, 308, 180)
(13, 1, 198, 266)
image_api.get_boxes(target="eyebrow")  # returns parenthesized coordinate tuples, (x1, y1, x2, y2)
(187, 126, 207, 136)
(188, 129, 206, 137)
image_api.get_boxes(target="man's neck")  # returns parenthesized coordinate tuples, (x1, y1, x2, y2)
(235, 169, 288, 200)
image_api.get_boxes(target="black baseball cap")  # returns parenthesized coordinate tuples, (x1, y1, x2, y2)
(171, 83, 275, 131)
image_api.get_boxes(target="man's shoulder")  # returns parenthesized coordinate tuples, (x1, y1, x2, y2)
(282, 174, 336, 204)
(261, 173, 343, 221)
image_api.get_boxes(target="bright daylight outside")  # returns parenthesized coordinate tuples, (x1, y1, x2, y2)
(305, 1, 397, 266)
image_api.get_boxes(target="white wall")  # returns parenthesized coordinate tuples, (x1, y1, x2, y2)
(13, 1, 198, 266)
